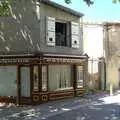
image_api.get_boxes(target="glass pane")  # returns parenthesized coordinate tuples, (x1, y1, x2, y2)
(60, 65, 72, 89)
(49, 65, 72, 91)
(48, 65, 59, 91)
(0, 66, 17, 96)
(33, 66, 39, 91)
(21, 67, 30, 97)
(55, 22, 67, 46)
(77, 66, 84, 88)
(42, 66, 47, 91)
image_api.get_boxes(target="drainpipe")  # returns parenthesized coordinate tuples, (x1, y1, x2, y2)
(104, 59, 106, 90)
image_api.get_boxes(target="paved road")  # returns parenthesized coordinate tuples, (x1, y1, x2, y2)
(38, 93, 120, 120)
(41, 101, 120, 120)
(1, 92, 120, 120)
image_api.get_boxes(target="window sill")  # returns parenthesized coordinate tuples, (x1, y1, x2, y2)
(77, 86, 84, 88)
(55, 87, 73, 91)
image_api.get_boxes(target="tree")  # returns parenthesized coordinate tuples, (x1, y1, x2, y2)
(65, 0, 120, 6)
(0, 0, 120, 16)
(65, 0, 94, 6)
(0, 0, 10, 16)
(112, 0, 120, 3)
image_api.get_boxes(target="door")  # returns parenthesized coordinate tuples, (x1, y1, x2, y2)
(20, 66, 30, 97)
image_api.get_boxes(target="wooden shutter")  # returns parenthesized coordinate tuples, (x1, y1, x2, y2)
(71, 22, 80, 48)
(46, 16, 55, 46)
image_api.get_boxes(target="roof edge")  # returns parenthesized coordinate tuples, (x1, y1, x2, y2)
(40, 0, 84, 17)
(103, 21, 120, 26)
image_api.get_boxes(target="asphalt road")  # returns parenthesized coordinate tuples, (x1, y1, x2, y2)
(38, 93, 120, 120)
(42, 102, 120, 120)
(1, 92, 120, 120)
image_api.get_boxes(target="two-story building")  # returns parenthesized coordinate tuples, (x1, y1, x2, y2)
(0, 0, 88, 104)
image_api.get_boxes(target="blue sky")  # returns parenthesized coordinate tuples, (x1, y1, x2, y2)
(52, 0, 120, 21)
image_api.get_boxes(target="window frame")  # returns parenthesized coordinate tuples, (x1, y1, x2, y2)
(41, 65, 48, 92)
(48, 64, 73, 91)
(32, 65, 39, 92)
(55, 19, 71, 47)
(76, 65, 84, 89)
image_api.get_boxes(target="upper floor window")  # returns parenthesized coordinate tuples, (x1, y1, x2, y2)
(55, 22, 67, 47)
(46, 16, 80, 49)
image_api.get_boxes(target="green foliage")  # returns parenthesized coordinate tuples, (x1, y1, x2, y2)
(65, 0, 120, 6)
(0, 0, 120, 17)
(65, 0, 94, 6)
(112, 0, 120, 3)
(65, 0, 71, 4)
(83, 0, 94, 6)
(0, 0, 10, 16)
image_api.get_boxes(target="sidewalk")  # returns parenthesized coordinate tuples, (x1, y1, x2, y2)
(0, 91, 110, 120)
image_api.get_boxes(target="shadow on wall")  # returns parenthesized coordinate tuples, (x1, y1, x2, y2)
(0, 0, 41, 55)
(108, 40, 119, 60)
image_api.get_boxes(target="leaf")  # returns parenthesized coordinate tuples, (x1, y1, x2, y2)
(84, 0, 94, 6)
(113, 0, 117, 3)
(65, 0, 72, 4)
(64, 0, 94, 6)
(0, 0, 10, 16)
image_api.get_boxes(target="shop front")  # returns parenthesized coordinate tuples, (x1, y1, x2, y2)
(0, 54, 88, 104)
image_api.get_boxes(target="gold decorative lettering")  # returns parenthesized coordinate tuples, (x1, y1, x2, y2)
(0, 58, 30, 64)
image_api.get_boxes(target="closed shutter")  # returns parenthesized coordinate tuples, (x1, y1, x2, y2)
(46, 16, 55, 46)
(71, 22, 80, 48)
(35, 2, 40, 20)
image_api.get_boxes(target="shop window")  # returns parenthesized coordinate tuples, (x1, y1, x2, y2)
(77, 66, 84, 88)
(42, 66, 47, 91)
(33, 66, 39, 91)
(21, 66, 30, 97)
(48, 65, 72, 91)
(0, 66, 17, 96)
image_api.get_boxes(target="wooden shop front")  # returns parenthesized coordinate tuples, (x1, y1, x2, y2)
(0, 54, 88, 105)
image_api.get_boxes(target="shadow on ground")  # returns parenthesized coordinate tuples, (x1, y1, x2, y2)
(0, 92, 120, 120)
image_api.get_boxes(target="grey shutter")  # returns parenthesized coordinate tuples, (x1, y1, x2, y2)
(35, 1, 40, 20)
(71, 22, 80, 48)
(46, 16, 55, 46)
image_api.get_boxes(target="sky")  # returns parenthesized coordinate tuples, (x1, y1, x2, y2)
(51, 0, 120, 73)
(52, 0, 120, 21)
(52, 0, 104, 58)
